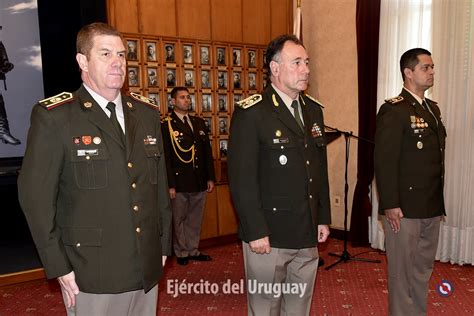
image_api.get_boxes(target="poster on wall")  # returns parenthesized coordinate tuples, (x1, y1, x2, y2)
(0, 0, 44, 159)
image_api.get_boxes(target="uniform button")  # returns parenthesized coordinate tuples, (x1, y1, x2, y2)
(273, 207, 277, 212)
(195, 157, 198, 160)
(133, 205, 139, 211)
(76, 243, 81, 247)
(85, 156, 91, 160)
(309, 178, 313, 182)
(309, 195, 313, 199)
(196, 165, 199, 168)
(175, 172, 179, 175)
(136, 227, 141, 233)
(409, 186, 413, 190)
(306, 161, 310, 165)
(305, 144, 308, 148)
(132, 183, 137, 189)
(281, 146, 284, 149)
(440, 148, 443, 152)
(128, 162, 133, 168)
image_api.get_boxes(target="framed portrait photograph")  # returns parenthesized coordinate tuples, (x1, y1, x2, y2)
(167, 93, 174, 112)
(203, 116, 213, 135)
(248, 72, 257, 90)
(127, 66, 139, 87)
(201, 93, 212, 112)
(200, 46, 210, 65)
(183, 44, 193, 64)
(201, 70, 211, 89)
(184, 69, 194, 87)
(232, 48, 241, 66)
(218, 117, 228, 135)
(148, 92, 160, 106)
(164, 43, 176, 63)
(233, 93, 242, 105)
(232, 71, 242, 89)
(166, 68, 176, 87)
(216, 47, 226, 66)
(217, 71, 227, 89)
(147, 67, 158, 87)
(189, 93, 196, 112)
(218, 94, 227, 112)
(262, 72, 268, 89)
(248, 49, 257, 68)
(126, 40, 138, 61)
(145, 41, 157, 62)
(219, 139, 228, 158)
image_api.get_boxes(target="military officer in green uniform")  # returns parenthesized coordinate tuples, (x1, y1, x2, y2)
(18, 23, 172, 315)
(161, 87, 215, 266)
(375, 48, 446, 316)
(228, 34, 331, 316)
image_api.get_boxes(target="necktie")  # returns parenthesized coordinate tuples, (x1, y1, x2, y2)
(106, 102, 125, 145)
(183, 115, 194, 134)
(291, 100, 304, 131)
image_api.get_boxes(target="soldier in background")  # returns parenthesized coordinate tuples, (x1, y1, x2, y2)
(0, 26, 21, 145)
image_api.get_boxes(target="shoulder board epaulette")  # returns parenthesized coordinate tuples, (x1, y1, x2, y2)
(161, 116, 172, 123)
(129, 92, 159, 109)
(426, 97, 437, 105)
(385, 96, 404, 104)
(304, 94, 324, 108)
(39, 92, 74, 110)
(236, 94, 262, 109)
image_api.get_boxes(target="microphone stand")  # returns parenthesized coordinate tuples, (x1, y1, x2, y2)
(323, 125, 381, 270)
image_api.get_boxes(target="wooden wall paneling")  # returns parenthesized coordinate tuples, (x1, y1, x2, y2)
(216, 185, 238, 235)
(242, 0, 271, 45)
(107, 0, 139, 33)
(176, 0, 212, 40)
(139, 0, 177, 36)
(210, 0, 243, 43)
(270, 0, 291, 38)
(200, 190, 219, 239)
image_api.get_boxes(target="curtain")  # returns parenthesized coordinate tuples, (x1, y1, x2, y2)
(350, 0, 380, 247)
(371, 0, 432, 250)
(432, 0, 474, 265)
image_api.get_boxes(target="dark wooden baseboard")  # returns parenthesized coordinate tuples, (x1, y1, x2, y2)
(0, 268, 46, 288)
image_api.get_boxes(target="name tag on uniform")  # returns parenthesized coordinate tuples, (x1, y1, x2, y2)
(77, 149, 98, 156)
(273, 137, 289, 144)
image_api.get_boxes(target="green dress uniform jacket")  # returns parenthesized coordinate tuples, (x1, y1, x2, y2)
(18, 85, 172, 294)
(228, 86, 331, 249)
(375, 88, 446, 218)
(161, 112, 215, 193)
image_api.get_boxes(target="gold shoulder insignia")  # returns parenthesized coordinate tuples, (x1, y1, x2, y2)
(129, 92, 159, 110)
(385, 96, 404, 104)
(304, 94, 324, 108)
(236, 94, 262, 109)
(39, 92, 74, 110)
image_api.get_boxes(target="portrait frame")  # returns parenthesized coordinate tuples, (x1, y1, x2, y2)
(184, 69, 195, 88)
(232, 71, 242, 90)
(166, 68, 177, 87)
(233, 93, 242, 110)
(247, 49, 257, 68)
(200, 45, 211, 66)
(203, 116, 213, 136)
(218, 94, 228, 113)
(164, 42, 176, 63)
(200, 69, 212, 89)
(167, 92, 174, 112)
(145, 41, 157, 62)
(248, 72, 257, 90)
(216, 47, 226, 66)
(126, 39, 139, 61)
(147, 67, 159, 88)
(217, 71, 227, 90)
(232, 48, 242, 66)
(201, 93, 212, 113)
(188, 93, 196, 113)
(219, 139, 228, 159)
(218, 116, 229, 136)
(147, 92, 160, 106)
(127, 66, 140, 87)
(183, 44, 194, 64)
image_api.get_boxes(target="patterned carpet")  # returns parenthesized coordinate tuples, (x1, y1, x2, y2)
(1, 238, 473, 315)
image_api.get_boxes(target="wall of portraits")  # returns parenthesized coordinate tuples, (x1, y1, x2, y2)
(124, 35, 267, 183)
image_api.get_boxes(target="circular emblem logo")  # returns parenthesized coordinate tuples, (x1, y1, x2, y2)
(93, 137, 101, 145)
(279, 155, 288, 165)
(436, 280, 454, 297)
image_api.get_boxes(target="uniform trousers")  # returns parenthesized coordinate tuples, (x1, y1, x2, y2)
(384, 216, 441, 316)
(242, 242, 319, 316)
(62, 285, 157, 316)
(171, 191, 207, 257)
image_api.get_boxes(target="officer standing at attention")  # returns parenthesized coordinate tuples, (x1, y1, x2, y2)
(162, 87, 215, 265)
(228, 34, 331, 316)
(375, 48, 446, 316)
(18, 23, 172, 315)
